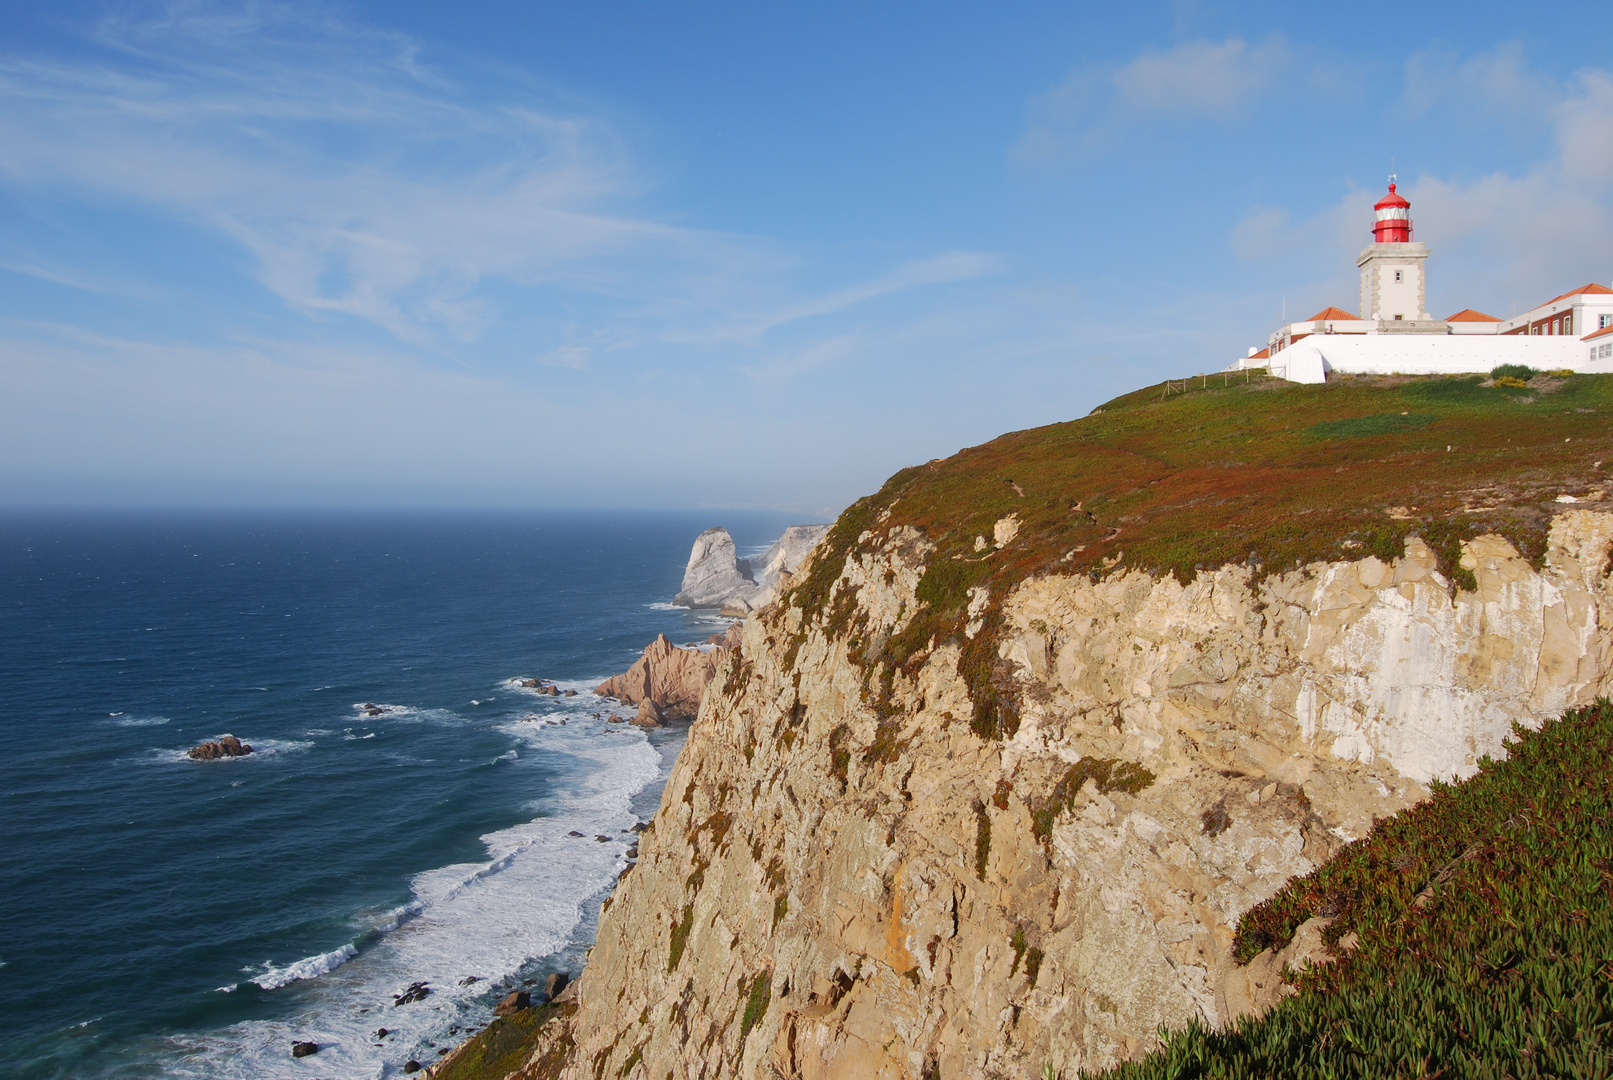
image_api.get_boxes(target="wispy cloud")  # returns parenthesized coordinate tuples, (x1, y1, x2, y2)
(1403, 42, 1558, 122)
(670, 250, 1006, 348)
(0, 2, 723, 348)
(1014, 37, 1294, 165)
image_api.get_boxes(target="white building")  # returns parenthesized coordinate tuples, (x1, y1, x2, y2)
(1228, 181, 1613, 383)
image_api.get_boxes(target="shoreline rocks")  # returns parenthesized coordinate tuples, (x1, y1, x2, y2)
(593, 629, 738, 725)
(187, 735, 252, 760)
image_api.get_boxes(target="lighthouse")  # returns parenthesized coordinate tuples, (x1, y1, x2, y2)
(1357, 178, 1433, 327)
(1371, 182, 1412, 243)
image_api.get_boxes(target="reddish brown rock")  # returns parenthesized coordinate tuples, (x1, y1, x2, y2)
(632, 699, 664, 728)
(187, 735, 252, 760)
(594, 629, 737, 722)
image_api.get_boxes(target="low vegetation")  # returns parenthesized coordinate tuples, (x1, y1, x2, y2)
(1031, 758, 1157, 843)
(1084, 699, 1613, 1079)
(780, 372, 1613, 741)
(429, 1000, 575, 1080)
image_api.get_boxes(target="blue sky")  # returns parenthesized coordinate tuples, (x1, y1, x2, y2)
(2, 1, 1610, 512)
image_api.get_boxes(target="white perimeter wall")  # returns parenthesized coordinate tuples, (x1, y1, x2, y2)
(1260, 334, 1612, 384)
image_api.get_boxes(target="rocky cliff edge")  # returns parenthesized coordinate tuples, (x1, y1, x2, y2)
(513, 374, 1613, 1079)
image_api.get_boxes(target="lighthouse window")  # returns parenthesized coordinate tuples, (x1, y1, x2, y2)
(1394, 271, 1403, 282)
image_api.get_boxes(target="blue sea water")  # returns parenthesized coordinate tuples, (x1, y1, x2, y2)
(0, 510, 798, 1079)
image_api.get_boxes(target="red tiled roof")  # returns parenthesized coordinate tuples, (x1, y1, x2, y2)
(1446, 308, 1501, 322)
(1306, 306, 1358, 322)
(1585, 323, 1613, 341)
(1251, 347, 1270, 359)
(1541, 283, 1613, 307)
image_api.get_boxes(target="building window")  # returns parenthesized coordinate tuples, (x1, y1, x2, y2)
(1601, 314, 1612, 329)
(1564, 314, 1572, 334)
(1395, 314, 1403, 320)
(1394, 270, 1403, 282)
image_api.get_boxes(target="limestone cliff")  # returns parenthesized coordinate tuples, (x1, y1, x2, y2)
(528, 506, 1613, 1079)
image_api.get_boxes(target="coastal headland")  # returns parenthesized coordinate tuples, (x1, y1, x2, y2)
(427, 369, 1613, 1079)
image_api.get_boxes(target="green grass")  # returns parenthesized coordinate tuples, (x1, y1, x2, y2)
(1304, 412, 1436, 440)
(1083, 699, 1613, 1080)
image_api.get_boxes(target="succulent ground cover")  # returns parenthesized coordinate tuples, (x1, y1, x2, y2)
(781, 372, 1613, 739)
(1083, 699, 1613, 1080)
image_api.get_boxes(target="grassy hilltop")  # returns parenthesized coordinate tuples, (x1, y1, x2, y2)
(785, 370, 1613, 742)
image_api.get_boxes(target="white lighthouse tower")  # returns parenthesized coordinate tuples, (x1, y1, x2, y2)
(1356, 179, 1437, 330)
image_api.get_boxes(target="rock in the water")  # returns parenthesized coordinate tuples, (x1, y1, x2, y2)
(544, 971, 570, 1000)
(291, 1041, 318, 1057)
(672, 527, 756, 608)
(594, 632, 734, 722)
(393, 981, 429, 1006)
(376, 1027, 389, 1038)
(632, 699, 664, 727)
(670, 523, 830, 612)
(187, 734, 252, 760)
(495, 990, 531, 1016)
(403, 1060, 421, 1074)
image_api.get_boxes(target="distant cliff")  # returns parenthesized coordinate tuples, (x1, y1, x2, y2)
(473, 372, 1613, 1079)
(674, 525, 830, 615)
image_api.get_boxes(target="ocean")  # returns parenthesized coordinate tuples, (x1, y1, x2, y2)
(0, 510, 798, 1079)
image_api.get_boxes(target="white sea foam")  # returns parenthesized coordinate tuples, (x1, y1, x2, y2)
(158, 707, 666, 1080)
(111, 715, 171, 727)
(647, 601, 680, 610)
(248, 943, 359, 990)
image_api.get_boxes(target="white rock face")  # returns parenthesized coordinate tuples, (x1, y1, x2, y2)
(674, 528, 757, 609)
(673, 524, 830, 613)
